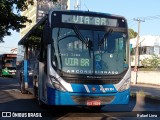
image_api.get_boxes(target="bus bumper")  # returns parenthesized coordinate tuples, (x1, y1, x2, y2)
(47, 87, 130, 105)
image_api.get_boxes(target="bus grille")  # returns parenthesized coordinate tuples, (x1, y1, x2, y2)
(60, 69, 127, 85)
(71, 96, 115, 105)
(65, 79, 120, 84)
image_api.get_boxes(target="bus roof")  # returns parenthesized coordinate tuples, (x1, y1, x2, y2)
(49, 10, 126, 19)
(18, 10, 127, 45)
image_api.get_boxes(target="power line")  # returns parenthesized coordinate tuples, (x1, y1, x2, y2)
(136, 15, 160, 21)
(128, 15, 160, 27)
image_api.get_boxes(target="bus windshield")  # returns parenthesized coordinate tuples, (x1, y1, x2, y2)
(4, 59, 16, 68)
(51, 27, 128, 75)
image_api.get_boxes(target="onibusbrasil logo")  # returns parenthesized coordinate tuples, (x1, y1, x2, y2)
(1, 112, 42, 118)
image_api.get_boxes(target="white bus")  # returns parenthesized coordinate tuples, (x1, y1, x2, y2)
(16, 10, 131, 107)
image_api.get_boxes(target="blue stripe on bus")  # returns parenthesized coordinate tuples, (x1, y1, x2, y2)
(71, 84, 117, 93)
(47, 87, 129, 105)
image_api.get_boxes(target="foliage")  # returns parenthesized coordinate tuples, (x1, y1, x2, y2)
(141, 58, 150, 67)
(141, 55, 160, 69)
(0, 0, 34, 42)
(149, 55, 160, 68)
(129, 28, 137, 39)
(28, 25, 43, 44)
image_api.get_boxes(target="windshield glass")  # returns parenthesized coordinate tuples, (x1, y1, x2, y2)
(4, 59, 16, 68)
(51, 27, 128, 75)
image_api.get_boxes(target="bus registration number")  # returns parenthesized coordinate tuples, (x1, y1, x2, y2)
(87, 100, 101, 106)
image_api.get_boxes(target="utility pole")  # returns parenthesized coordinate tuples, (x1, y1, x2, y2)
(74, 0, 81, 10)
(133, 18, 145, 84)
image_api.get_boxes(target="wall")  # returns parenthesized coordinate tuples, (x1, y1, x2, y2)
(131, 71, 160, 85)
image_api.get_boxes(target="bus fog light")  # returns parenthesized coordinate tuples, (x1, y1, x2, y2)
(49, 75, 66, 92)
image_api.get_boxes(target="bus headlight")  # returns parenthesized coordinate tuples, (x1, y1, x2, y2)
(118, 78, 130, 92)
(49, 75, 66, 92)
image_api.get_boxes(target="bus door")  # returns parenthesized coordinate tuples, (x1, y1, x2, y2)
(38, 46, 48, 102)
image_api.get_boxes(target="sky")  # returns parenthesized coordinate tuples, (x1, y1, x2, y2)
(1, 0, 160, 54)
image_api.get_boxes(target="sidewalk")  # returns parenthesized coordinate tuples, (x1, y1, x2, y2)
(131, 83, 160, 100)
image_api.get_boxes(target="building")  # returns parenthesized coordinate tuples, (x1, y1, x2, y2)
(130, 35, 160, 66)
(20, 0, 70, 38)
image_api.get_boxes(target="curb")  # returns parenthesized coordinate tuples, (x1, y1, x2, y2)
(131, 91, 160, 101)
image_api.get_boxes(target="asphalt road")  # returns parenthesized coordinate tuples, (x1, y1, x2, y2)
(0, 77, 160, 120)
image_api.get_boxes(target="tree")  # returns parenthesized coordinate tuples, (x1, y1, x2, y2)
(0, 0, 34, 42)
(129, 28, 137, 39)
(141, 55, 160, 69)
(149, 55, 160, 68)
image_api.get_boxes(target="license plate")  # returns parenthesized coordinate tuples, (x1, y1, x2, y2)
(87, 100, 101, 106)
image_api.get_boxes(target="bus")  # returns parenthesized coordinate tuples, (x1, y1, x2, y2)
(0, 54, 17, 77)
(16, 10, 130, 107)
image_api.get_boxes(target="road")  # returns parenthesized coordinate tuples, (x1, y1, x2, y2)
(0, 77, 160, 120)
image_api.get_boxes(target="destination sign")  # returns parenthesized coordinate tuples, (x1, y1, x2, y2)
(64, 58, 90, 67)
(62, 14, 118, 26)
(6, 54, 17, 57)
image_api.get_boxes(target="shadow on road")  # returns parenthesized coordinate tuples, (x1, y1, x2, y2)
(101, 96, 136, 112)
(0, 77, 20, 90)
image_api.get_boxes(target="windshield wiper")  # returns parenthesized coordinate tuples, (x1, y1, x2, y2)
(73, 25, 88, 44)
(98, 29, 113, 46)
(73, 25, 93, 58)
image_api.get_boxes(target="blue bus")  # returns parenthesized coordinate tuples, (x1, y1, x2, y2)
(16, 10, 131, 107)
